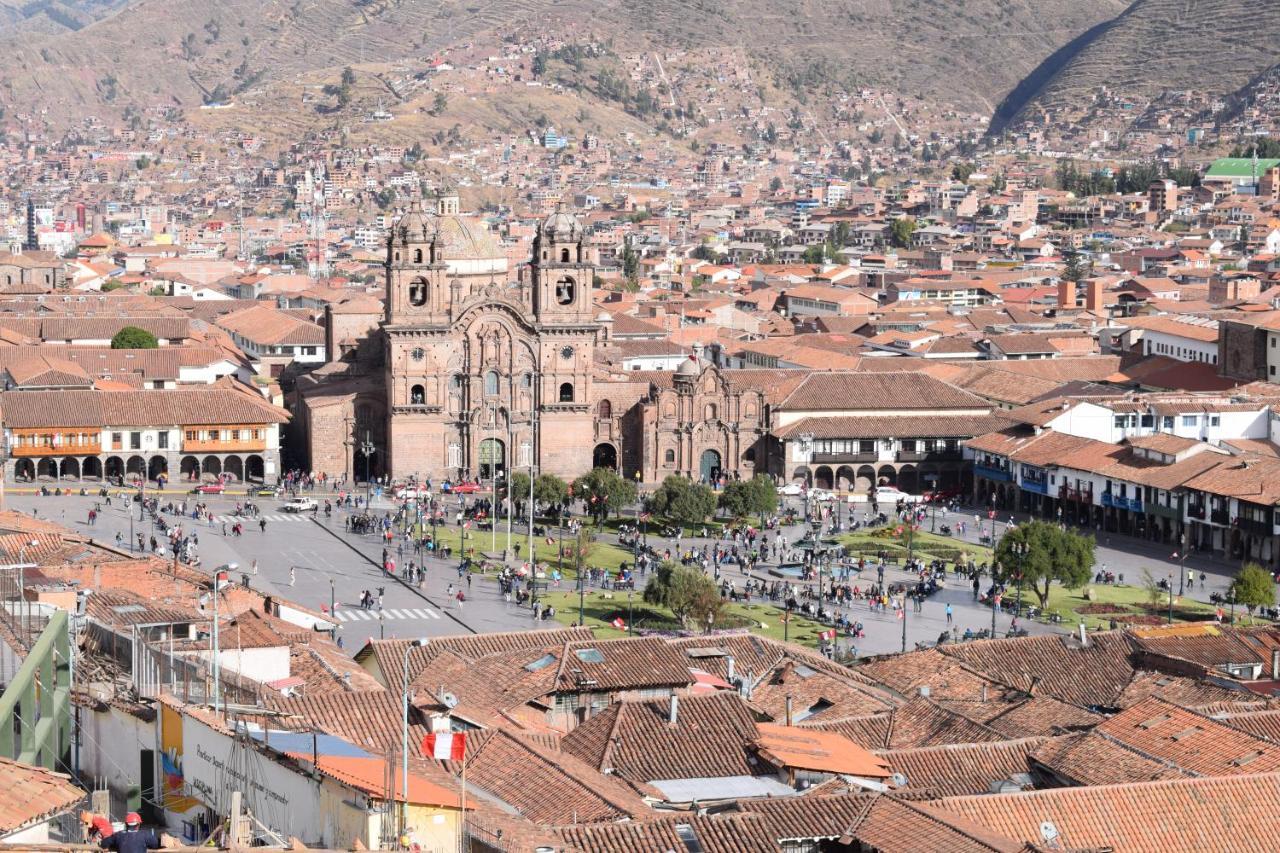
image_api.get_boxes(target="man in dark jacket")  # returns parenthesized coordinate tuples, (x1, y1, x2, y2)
(99, 813, 161, 853)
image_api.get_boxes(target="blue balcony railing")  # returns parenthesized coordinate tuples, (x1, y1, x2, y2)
(974, 462, 1012, 482)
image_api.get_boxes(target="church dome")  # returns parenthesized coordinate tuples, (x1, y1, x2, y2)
(395, 199, 435, 244)
(435, 214, 504, 263)
(676, 354, 702, 377)
(541, 203, 583, 242)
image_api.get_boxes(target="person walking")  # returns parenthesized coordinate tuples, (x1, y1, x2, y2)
(98, 813, 161, 853)
(945, 602, 953, 625)
(289, 566, 296, 586)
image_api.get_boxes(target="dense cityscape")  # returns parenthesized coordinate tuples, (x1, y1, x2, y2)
(1, 4, 1280, 852)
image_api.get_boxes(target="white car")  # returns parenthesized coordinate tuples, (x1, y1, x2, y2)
(873, 486, 922, 504)
(777, 483, 804, 496)
(282, 498, 318, 513)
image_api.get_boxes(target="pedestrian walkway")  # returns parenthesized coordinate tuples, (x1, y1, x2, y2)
(331, 607, 441, 622)
(209, 513, 315, 524)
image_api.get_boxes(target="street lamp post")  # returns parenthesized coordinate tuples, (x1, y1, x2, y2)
(1167, 573, 1174, 624)
(576, 536, 585, 626)
(329, 577, 335, 618)
(360, 432, 376, 506)
(401, 638, 427, 835)
(210, 562, 237, 716)
(1014, 542, 1027, 619)
(900, 592, 908, 653)
(1178, 533, 1187, 597)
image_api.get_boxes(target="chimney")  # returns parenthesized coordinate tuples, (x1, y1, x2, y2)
(1085, 278, 1104, 313)
(785, 694, 794, 726)
(726, 655, 735, 682)
(1078, 623, 1088, 647)
(1056, 278, 1073, 309)
(668, 694, 679, 725)
(1272, 649, 1279, 682)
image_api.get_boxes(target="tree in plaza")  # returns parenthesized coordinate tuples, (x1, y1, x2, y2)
(504, 471, 531, 516)
(648, 475, 716, 528)
(993, 519, 1094, 608)
(1230, 563, 1275, 623)
(534, 473, 570, 511)
(718, 475, 778, 523)
(643, 561, 722, 630)
(572, 467, 637, 528)
(111, 326, 158, 349)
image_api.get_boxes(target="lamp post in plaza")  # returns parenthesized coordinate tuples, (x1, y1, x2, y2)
(360, 432, 376, 505)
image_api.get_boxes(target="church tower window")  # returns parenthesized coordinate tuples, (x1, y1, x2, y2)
(559, 382, 574, 403)
(484, 370, 499, 396)
(410, 385, 425, 405)
(414, 248, 423, 264)
(560, 248, 571, 263)
(555, 276, 575, 305)
(408, 278, 427, 306)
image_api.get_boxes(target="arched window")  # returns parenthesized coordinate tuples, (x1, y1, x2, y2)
(394, 251, 400, 262)
(410, 384, 425, 405)
(597, 399, 612, 419)
(484, 371, 499, 396)
(705, 403, 718, 421)
(560, 248, 571, 263)
(559, 382, 574, 403)
(413, 248, 423, 264)
(450, 374, 463, 390)
(521, 373, 532, 389)
(664, 449, 675, 464)
(555, 276, 575, 305)
(408, 278, 427, 306)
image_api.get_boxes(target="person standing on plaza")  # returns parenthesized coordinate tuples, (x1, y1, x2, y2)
(945, 602, 953, 625)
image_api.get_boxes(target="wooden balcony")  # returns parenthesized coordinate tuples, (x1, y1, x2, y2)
(10, 442, 102, 458)
(182, 439, 267, 453)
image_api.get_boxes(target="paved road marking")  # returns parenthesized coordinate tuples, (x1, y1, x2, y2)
(334, 607, 440, 622)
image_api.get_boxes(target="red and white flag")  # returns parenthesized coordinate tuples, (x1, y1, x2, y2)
(421, 732, 466, 761)
(819, 629, 835, 641)
(896, 608, 904, 621)
(611, 617, 627, 631)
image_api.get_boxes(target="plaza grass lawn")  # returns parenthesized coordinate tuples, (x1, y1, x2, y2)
(836, 528, 993, 564)
(403, 521, 634, 580)
(1034, 582, 1221, 630)
(537, 589, 830, 647)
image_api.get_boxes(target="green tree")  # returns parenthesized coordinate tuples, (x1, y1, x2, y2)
(642, 561, 722, 630)
(431, 92, 448, 116)
(1061, 248, 1090, 284)
(111, 326, 159, 349)
(951, 162, 976, 183)
(801, 244, 826, 264)
(990, 172, 1007, 192)
(621, 243, 640, 285)
(718, 474, 778, 523)
(890, 217, 916, 248)
(534, 473, 570, 510)
(648, 476, 716, 527)
(100, 278, 127, 292)
(993, 519, 1094, 608)
(572, 467, 637, 528)
(341, 66, 356, 88)
(1230, 563, 1275, 622)
(769, 176, 783, 193)
(505, 471, 531, 515)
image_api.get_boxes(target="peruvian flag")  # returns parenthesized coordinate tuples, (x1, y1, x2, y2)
(612, 617, 627, 631)
(421, 732, 466, 761)
(819, 629, 835, 641)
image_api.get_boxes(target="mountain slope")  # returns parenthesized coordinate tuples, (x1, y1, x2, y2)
(0, 0, 1126, 120)
(994, 0, 1280, 129)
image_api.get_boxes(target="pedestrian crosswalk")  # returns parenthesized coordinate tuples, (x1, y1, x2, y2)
(332, 607, 441, 622)
(208, 513, 314, 524)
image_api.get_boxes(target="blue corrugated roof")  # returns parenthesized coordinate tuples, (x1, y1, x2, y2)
(248, 730, 371, 758)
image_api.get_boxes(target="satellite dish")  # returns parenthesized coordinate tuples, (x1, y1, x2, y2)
(1040, 821, 1059, 843)
(890, 772, 908, 787)
(441, 692, 459, 709)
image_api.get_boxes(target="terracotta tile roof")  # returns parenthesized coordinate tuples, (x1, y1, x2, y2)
(551, 636, 694, 693)
(264, 691, 428, 757)
(459, 730, 651, 824)
(773, 414, 1008, 440)
(357, 628, 595, 684)
(941, 695, 1104, 738)
(1182, 455, 1280, 505)
(1036, 697, 1280, 785)
(0, 756, 85, 833)
(938, 632, 1138, 708)
(858, 648, 1008, 702)
(561, 692, 762, 782)
(555, 812, 781, 853)
(216, 304, 324, 346)
(933, 772, 1280, 852)
(1214, 709, 1280, 742)
(804, 696, 1007, 750)
(875, 737, 1052, 797)
(302, 755, 461, 808)
(780, 372, 987, 412)
(754, 723, 891, 777)
(1129, 624, 1280, 674)
(0, 315, 190, 342)
(0, 387, 288, 428)
(1117, 670, 1273, 713)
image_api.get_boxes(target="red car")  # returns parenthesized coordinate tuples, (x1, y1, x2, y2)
(451, 482, 482, 494)
(924, 487, 963, 503)
(194, 482, 225, 494)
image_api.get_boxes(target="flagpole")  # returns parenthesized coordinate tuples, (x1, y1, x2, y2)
(458, 752, 467, 853)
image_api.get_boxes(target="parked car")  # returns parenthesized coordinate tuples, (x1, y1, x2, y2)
(193, 482, 224, 494)
(923, 486, 964, 502)
(282, 498, 318, 513)
(874, 485, 923, 504)
(451, 482, 482, 494)
(777, 482, 804, 496)
(252, 486, 279, 497)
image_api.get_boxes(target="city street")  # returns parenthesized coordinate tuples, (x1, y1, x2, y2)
(3, 487, 1250, 658)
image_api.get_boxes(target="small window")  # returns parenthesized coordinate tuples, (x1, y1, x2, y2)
(1209, 415, 1220, 427)
(130, 432, 141, 450)
(185, 430, 196, 441)
(559, 382, 574, 403)
(575, 648, 605, 664)
(411, 384, 425, 405)
(408, 278, 427, 306)
(705, 403, 718, 420)
(598, 399, 612, 419)
(413, 248, 423, 264)
(1182, 415, 1198, 427)
(1113, 415, 1127, 429)
(555, 276, 575, 305)
(484, 371, 499, 396)
(1163, 416, 1174, 430)
(664, 449, 675, 464)
(1140, 414, 1154, 427)
(524, 653, 557, 671)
